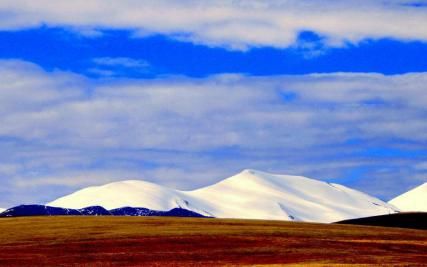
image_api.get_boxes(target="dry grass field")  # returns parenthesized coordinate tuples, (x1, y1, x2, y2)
(0, 216, 426, 266)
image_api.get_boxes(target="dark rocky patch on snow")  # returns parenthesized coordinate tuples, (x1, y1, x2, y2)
(79, 206, 111, 216)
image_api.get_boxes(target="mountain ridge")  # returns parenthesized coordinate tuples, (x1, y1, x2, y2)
(47, 169, 397, 223)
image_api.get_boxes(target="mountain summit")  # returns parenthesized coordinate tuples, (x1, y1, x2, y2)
(389, 183, 427, 212)
(48, 169, 397, 223)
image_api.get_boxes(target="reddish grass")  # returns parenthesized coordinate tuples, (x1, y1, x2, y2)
(0, 216, 426, 266)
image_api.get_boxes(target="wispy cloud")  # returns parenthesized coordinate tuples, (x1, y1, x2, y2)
(92, 57, 149, 69)
(89, 57, 151, 77)
(0, 1, 426, 49)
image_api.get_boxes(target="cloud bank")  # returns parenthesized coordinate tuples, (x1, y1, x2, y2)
(0, 60, 427, 207)
(0, 0, 426, 49)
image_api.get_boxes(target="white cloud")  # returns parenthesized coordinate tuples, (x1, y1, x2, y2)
(2, 60, 427, 151)
(0, 60, 427, 206)
(0, 0, 426, 49)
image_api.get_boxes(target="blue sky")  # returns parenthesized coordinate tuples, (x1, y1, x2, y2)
(2, 28, 427, 77)
(0, 0, 427, 207)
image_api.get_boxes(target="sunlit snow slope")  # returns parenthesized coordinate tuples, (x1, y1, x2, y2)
(48, 169, 397, 223)
(48, 180, 209, 216)
(389, 183, 427, 212)
(0, 208, 5, 213)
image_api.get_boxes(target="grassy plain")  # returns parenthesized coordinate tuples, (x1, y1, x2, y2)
(0, 216, 426, 266)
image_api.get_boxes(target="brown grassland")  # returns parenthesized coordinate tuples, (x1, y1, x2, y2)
(0, 216, 426, 266)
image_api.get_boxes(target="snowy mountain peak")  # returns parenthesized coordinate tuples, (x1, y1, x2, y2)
(389, 182, 427, 212)
(48, 170, 397, 223)
(219, 169, 313, 188)
(240, 169, 262, 175)
(237, 168, 290, 177)
(228, 169, 265, 181)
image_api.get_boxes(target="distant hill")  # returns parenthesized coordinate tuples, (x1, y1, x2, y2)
(47, 169, 397, 223)
(389, 183, 427, 212)
(0, 205, 207, 218)
(335, 212, 427, 230)
(0, 205, 82, 217)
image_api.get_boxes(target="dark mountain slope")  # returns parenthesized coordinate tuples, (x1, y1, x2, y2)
(335, 212, 427, 230)
(0, 205, 207, 218)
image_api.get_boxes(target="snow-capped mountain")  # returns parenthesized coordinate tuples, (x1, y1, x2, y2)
(389, 183, 427, 212)
(0, 208, 5, 213)
(188, 170, 397, 222)
(48, 179, 207, 215)
(48, 169, 397, 223)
